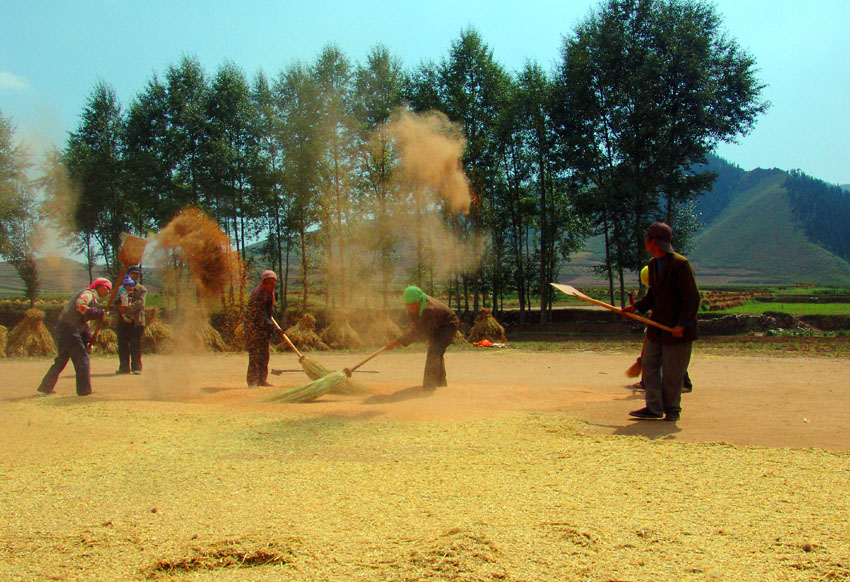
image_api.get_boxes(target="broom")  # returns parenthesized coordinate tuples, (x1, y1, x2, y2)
(264, 341, 395, 403)
(271, 317, 330, 380)
(550, 283, 674, 332)
(625, 335, 647, 378)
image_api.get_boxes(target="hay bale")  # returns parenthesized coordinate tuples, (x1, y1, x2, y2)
(467, 308, 506, 343)
(0, 325, 7, 357)
(453, 329, 467, 345)
(91, 328, 118, 355)
(280, 314, 329, 351)
(321, 311, 362, 349)
(363, 310, 402, 346)
(142, 320, 174, 354)
(202, 323, 229, 352)
(5, 309, 56, 357)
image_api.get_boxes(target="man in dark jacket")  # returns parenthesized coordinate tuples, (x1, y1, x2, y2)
(116, 265, 147, 374)
(623, 222, 700, 421)
(38, 278, 112, 396)
(389, 285, 459, 390)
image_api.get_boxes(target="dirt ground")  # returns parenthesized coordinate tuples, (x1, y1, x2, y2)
(1, 347, 849, 581)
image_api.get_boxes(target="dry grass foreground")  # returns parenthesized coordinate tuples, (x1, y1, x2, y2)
(1, 348, 849, 582)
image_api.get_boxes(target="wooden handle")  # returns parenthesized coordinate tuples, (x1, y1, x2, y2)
(344, 342, 394, 376)
(271, 317, 305, 360)
(551, 282, 674, 333)
(88, 264, 129, 346)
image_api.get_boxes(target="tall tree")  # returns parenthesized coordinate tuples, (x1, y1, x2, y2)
(64, 81, 127, 279)
(0, 111, 40, 305)
(352, 44, 406, 307)
(552, 0, 768, 303)
(274, 62, 322, 312)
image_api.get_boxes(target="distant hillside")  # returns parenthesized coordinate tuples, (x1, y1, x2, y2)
(0, 257, 95, 297)
(689, 167, 850, 285)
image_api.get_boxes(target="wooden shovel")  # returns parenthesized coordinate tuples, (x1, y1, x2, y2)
(550, 283, 674, 333)
(88, 234, 148, 349)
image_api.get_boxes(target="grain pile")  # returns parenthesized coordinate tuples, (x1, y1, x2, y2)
(281, 314, 329, 351)
(4, 309, 56, 357)
(467, 308, 506, 343)
(320, 311, 361, 349)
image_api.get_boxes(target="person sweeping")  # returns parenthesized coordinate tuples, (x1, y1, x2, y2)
(37, 278, 112, 396)
(245, 270, 282, 387)
(387, 286, 459, 391)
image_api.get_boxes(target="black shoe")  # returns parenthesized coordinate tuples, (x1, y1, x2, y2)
(259, 381, 273, 387)
(115, 369, 130, 375)
(681, 385, 692, 393)
(664, 413, 680, 421)
(629, 407, 663, 419)
(37, 387, 55, 395)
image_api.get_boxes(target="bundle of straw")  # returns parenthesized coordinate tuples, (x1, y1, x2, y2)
(281, 314, 329, 351)
(142, 320, 174, 353)
(202, 323, 228, 352)
(5, 309, 56, 357)
(91, 328, 118, 355)
(0, 325, 7, 357)
(363, 310, 402, 346)
(320, 311, 361, 349)
(467, 308, 506, 343)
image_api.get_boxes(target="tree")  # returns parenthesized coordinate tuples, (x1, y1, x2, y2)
(0, 111, 40, 305)
(352, 45, 406, 307)
(552, 0, 768, 303)
(64, 81, 128, 279)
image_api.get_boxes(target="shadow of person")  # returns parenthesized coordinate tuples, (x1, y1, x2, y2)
(590, 420, 683, 440)
(362, 385, 434, 405)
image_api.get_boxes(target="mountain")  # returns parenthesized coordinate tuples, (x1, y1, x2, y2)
(0, 256, 94, 297)
(689, 166, 850, 285)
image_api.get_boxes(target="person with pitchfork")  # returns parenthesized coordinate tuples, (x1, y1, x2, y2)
(622, 222, 700, 422)
(245, 270, 282, 387)
(387, 285, 459, 391)
(37, 278, 112, 396)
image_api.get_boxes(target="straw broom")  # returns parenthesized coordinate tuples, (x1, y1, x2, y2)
(265, 341, 394, 403)
(271, 317, 331, 380)
(550, 284, 674, 332)
(626, 334, 646, 378)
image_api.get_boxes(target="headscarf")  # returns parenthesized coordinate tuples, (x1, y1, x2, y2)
(253, 270, 277, 307)
(88, 277, 112, 292)
(402, 285, 426, 316)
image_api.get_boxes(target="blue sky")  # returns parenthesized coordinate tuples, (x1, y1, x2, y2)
(2, 0, 848, 185)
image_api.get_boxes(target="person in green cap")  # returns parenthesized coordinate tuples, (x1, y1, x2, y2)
(387, 285, 459, 390)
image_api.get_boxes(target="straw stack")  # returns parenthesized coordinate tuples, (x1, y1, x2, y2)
(281, 314, 329, 351)
(5, 309, 56, 357)
(320, 311, 361, 349)
(467, 308, 506, 343)
(91, 328, 118, 355)
(142, 320, 174, 353)
(0, 325, 7, 357)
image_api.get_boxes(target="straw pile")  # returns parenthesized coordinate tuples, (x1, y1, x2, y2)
(142, 321, 174, 354)
(201, 323, 229, 352)
(0, 325, 7, 357)
(363, 310, 402, 346)
(453, 329, 467, 345)
(91, 328, 118, 355)
(321, 311, 362, 349)
(467, 308, 506, 343)
(281, 314, 329, 351)
(5, 309, 56, 357)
